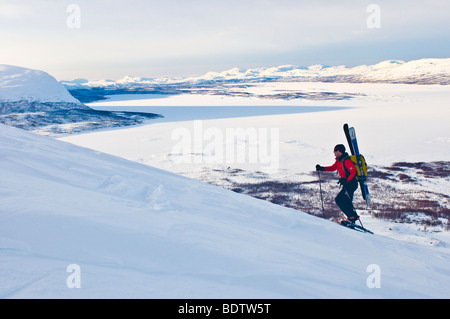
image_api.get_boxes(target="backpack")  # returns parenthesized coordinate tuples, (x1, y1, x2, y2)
(342, 155, 368, 180)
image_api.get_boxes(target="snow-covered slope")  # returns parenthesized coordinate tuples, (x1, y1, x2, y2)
(62, 58, 450, 88)
(1, 123, 450, 298)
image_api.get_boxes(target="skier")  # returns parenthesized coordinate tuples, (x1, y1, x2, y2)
(316, 144, 360, 223)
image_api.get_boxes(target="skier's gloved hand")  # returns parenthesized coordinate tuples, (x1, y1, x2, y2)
(316, 165, 324, 171)
(338, 178, 347, 186)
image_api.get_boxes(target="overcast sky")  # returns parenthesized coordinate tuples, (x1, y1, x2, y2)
(1, 0, 449, 80)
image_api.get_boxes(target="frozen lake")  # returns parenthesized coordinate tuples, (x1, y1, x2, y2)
(63, 82, 450, 172)
(92, 103, 349, 123)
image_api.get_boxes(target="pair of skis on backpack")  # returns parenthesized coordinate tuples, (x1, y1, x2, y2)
(337, 124, 373, 234)
(343, 123, 371, 206)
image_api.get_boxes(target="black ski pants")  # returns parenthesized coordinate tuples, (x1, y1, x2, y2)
(335, 179, 358, 219)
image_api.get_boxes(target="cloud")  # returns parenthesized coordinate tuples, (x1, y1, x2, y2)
(0, 0, 449, 79)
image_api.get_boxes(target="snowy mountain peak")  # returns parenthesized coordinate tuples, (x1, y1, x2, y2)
(0, 64, 80, 104)
(373, 60, 405, 68)
(118, 75, 140, 83)
(116, 75, 156, 84)
(0, 65, 161, 134)
(307, 64, 330, 71)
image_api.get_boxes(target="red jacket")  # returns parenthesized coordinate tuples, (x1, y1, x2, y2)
(325, 153, 357, 182)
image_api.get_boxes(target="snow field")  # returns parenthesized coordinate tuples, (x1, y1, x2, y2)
(1, 118, 450, 297)
(1, 64, 450, 298)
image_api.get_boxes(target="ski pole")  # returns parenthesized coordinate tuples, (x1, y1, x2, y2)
(357, 216, 365, 228)
(317, 171, 325, 218)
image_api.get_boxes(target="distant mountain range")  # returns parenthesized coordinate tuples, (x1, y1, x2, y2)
(62, 58, 450, 89)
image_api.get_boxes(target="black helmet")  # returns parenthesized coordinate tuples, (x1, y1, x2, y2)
(334, 144, 346, 153)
